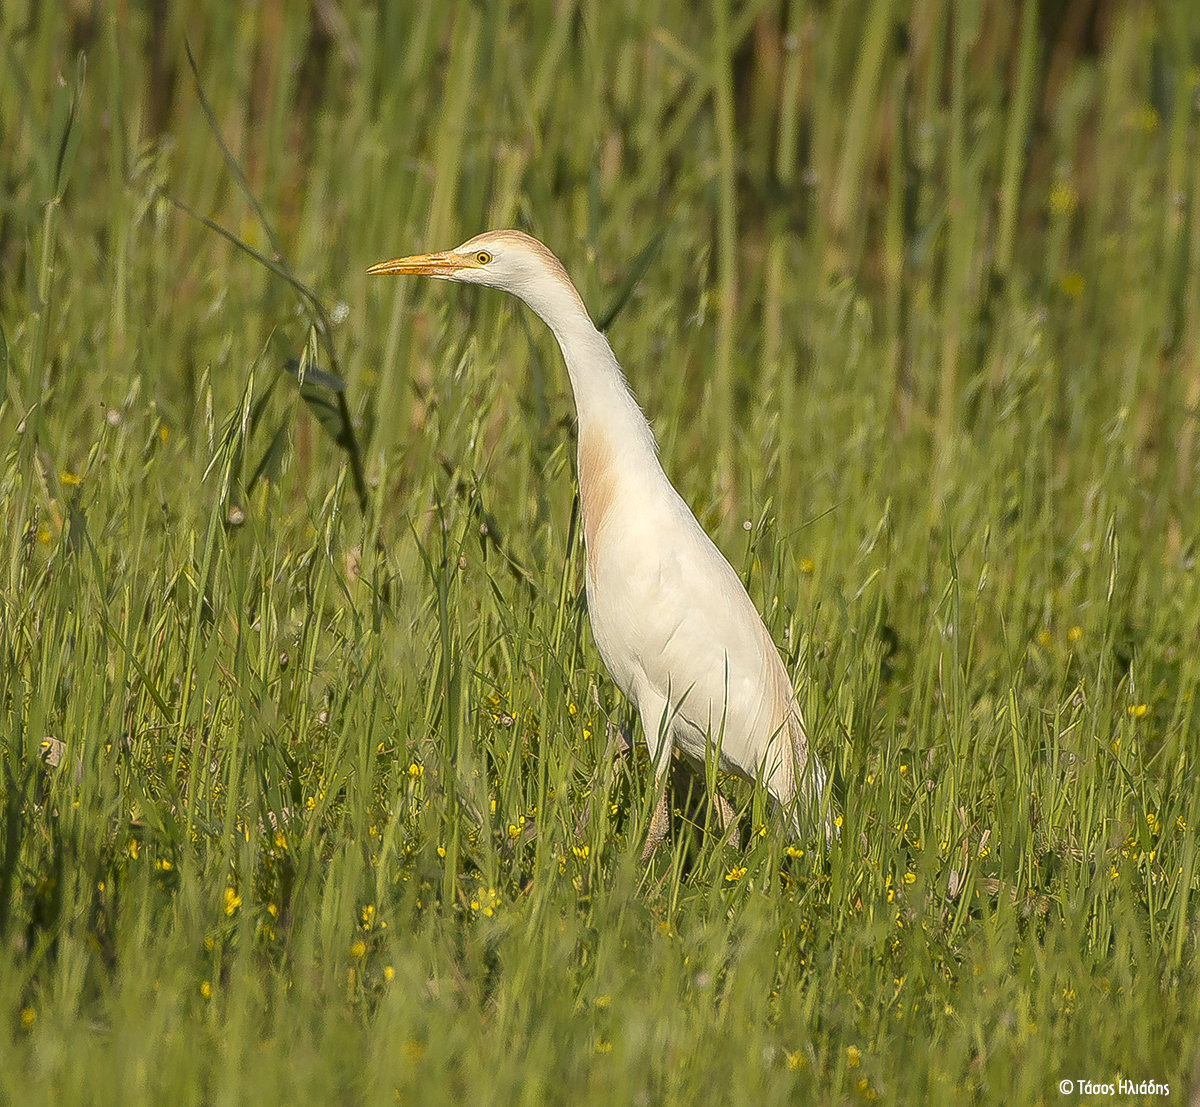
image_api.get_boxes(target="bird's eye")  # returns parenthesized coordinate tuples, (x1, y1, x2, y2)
(476, 251, 491, 265)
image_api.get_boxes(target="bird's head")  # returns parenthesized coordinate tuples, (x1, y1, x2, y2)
(368, 229, 588, 327)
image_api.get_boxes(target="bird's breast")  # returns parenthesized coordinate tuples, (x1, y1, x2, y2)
(576, 433, 677, 700)
(577, 426, 621, 584)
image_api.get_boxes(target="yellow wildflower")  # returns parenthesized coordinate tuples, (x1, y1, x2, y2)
(1059, 273, 1083, 298)
(1048, 182, 1078, 216)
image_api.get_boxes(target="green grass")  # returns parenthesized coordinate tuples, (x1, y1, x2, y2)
(2, 1, 1199, 1102)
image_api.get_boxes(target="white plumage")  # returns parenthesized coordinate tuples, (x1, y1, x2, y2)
(369, 230, 830, 850)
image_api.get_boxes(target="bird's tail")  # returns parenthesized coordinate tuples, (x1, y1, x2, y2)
(785, 709, 838, 843)
(758, 620, 837, 841)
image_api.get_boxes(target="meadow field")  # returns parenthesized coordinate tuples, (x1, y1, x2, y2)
(2, 0, 1199, 1102)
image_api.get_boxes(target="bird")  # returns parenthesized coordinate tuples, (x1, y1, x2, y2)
(368, 230, 831, 853)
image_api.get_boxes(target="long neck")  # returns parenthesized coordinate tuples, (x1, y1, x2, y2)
(544, 308, 658, 463)
(520, 280, 674, 567)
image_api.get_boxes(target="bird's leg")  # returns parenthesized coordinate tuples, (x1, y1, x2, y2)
(714, 790, 739, 849)
(669, 755, 739, 850)
(641, 785, 670, 861)
(639, 697, 675, 861)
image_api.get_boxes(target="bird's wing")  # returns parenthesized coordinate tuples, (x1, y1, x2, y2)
(592, 494, 797, 780)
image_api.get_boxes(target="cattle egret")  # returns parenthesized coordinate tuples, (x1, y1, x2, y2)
(368, 230, 831, 852)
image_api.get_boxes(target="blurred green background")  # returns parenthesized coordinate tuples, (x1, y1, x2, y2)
(2, 1, 1199, 1103)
